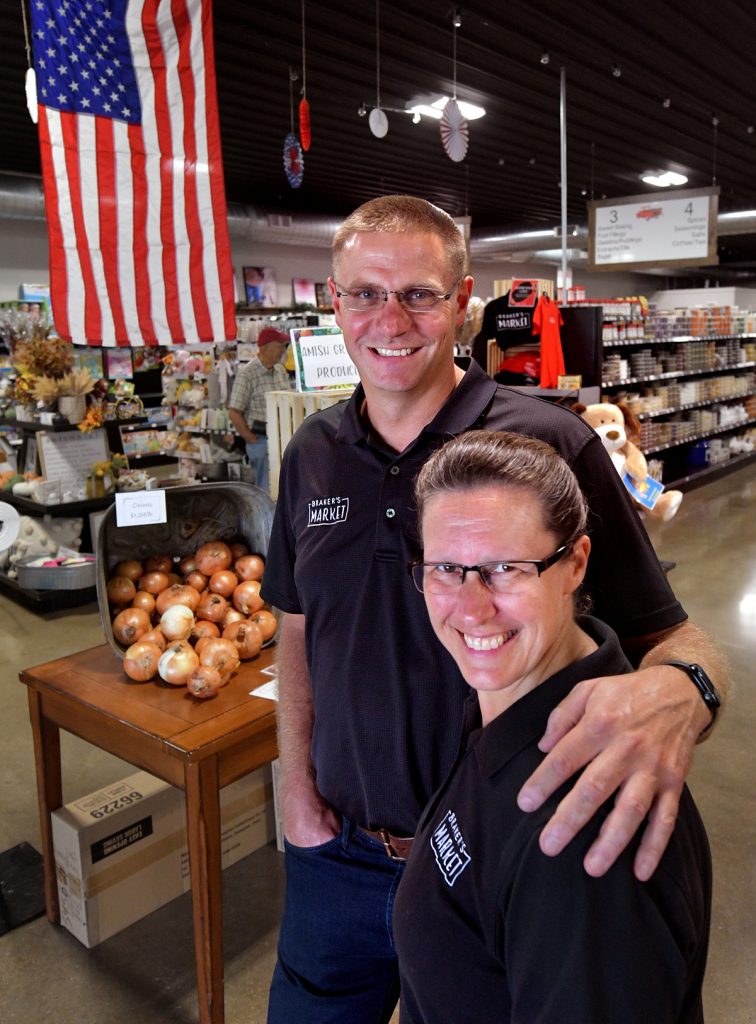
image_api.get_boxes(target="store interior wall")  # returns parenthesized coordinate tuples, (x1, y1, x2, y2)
(0, 218, 658, 311)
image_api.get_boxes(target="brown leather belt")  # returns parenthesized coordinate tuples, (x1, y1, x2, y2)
(359, 827, 414, 862)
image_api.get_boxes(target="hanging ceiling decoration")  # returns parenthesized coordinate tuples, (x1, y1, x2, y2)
(20, 0, 37, 124)
(369, 0, 389, 138)
(299, 0, 311, 150)
(284, 67, 304, 188)
(440, 10, 468, 162)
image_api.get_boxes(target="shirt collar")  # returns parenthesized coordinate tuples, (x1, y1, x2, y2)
(336, 361, 498, 446)
(471, 617, 633, 780)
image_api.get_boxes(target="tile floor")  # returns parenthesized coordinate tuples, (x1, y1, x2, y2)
(1, 463, 754, 1023)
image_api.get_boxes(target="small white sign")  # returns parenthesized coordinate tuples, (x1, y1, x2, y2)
(290, 325, 360, 391)
(115, 489, 167, 528)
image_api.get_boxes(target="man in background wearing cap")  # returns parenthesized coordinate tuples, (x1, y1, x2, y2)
(228, 326, 290, 492)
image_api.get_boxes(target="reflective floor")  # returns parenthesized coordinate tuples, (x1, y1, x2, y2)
(1, 463, 754, 1023)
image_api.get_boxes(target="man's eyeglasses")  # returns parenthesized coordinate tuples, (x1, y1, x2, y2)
(408, 544, 571, 596)
(333, 281, 459, 313)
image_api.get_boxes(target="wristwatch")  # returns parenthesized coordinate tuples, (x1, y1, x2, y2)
(663, 661, 721, 732)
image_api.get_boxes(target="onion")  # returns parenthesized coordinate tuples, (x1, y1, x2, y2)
(250, 609, 278, 642)
(123, 640, 162, 682)
(131, 590, 156, 615)
(191, 620, 220, 643)
(208, 569, 238, 599)
(166, 572, 182, 587)
(187, 665, 223, 700)
(222, 607, 245, 628)
(223, 619, 263, 660)
(107, 575, 137, 607)
(112, 606, 151, 646)
(155, 583, 201, 615)
(114, 559, 144, 582)
(194, 635, 214, 657)
(158, 641, 199, 686)
(196, 591, 229, 623)
(195, 540, 233, 576)
(234, 554, 265, 582)
(233, 579, 264, 615)
(178, 554, 198, 575)
(144, 553, 174, 574)
(184, 570, 208, 593)
(198, 637, 240, 683)
(141, 627, 167, 652)
(159, 604, 195, 641)
(230, 542, 250, 561)
(139, 570, 170, 595)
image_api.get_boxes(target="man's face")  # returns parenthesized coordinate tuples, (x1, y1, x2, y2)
(329, 231, 472, 402)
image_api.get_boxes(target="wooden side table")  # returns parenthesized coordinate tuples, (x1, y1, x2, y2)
(20, 644, 279, 1024)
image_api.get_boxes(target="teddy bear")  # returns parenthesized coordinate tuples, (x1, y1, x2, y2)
(573, 401, 683, 522)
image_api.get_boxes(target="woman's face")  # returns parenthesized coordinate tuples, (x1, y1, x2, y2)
(420, 484, 590, 720)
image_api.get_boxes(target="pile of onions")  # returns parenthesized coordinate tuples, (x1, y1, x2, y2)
(104, 540, 274, 696)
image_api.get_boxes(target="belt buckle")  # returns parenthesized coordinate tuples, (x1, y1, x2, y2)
(377, 828, 406, 862)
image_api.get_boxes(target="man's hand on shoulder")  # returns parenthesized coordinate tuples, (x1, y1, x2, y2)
(516, 623, 729, 881)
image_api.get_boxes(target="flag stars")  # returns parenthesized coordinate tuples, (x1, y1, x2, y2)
(57, 93, 67, 103)
(80, 97, 90, 108)
(121, 107, 131, 119)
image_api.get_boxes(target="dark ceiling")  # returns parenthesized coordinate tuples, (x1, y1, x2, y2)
(2, 0, 756, 277)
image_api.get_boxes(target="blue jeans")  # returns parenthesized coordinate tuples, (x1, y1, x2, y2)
(245, 436, 270, 492)
(267, 818, 405, 1023)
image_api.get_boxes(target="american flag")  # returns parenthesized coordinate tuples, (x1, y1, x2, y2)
(30, 0, 237, 346)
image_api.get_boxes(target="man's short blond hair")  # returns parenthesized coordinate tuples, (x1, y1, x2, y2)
(332, 195, 468, 281)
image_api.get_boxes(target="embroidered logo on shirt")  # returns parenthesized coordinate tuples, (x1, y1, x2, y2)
(430, 809, 471, 887)
(307, 496, 350, 527)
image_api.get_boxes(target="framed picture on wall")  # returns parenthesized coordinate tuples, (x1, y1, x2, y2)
(314, 282, 329, 308)
(292, 277, 317, 306)
(103, 348, 133, 379)
(243, 266, 278, 307)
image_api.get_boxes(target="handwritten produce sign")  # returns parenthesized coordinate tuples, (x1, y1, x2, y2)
(588, 187, 719, 271)
(290, 325, 360, 392)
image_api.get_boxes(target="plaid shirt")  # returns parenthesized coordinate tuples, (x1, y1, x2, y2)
(229, 357, 290, 427)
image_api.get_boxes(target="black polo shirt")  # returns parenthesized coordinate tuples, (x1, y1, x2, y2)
(261, 362, 686, 835)
(393, 617, 711, 1024)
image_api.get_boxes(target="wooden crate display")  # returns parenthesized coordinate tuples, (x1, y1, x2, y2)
(265, 389, 354, 498)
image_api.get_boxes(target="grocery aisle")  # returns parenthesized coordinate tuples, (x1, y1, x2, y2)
(0, 463, 754, 1023)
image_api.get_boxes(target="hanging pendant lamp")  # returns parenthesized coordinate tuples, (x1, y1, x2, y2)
(369, 0, 389, 137)
(299, 0, 311, 150)
(284, 67, 304, 188)
(440, 12, 468, 162)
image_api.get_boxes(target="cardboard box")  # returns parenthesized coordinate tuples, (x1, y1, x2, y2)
(53, 766, 275, 947)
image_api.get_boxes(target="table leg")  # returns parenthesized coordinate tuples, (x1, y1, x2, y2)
(27, 688, 63, 923)
(185, 756, 224, 1024)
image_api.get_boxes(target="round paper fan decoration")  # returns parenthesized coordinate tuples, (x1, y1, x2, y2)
(440, 99, 468, 162)
(299, 97, 311, 151)
(369, 107, 389, 138)
(283, 132, 304, 188)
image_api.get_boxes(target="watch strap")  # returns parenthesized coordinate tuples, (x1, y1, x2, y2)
(663, 660, 721, 730)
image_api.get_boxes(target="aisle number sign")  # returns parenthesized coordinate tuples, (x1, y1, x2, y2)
(290, 325, 360, 392)
(588, 187, 719, 271)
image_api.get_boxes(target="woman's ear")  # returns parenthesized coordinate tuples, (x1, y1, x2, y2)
(566, 534, 591, 593)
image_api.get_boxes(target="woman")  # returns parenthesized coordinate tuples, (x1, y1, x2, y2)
(393, 430, 711, 1024)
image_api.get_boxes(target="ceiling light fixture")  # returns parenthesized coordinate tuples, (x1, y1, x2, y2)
(641, 170, 688, 187)
(662, 97, 671, 109)
(452, 7, 462, 29)
(612, 63, 622, 78)
(540, 50, 550, 65)
(406, 97, 486, 120)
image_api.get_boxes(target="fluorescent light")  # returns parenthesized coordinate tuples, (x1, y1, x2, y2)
(407, 97, 487, 121)
(641, 171, 688, 187)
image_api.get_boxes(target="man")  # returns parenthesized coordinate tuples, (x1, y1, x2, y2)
(228, 325, 289, 492)
(261, 195, 729, 1023)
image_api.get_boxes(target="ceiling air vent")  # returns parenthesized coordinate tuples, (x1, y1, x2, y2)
(267, 213, 293, 229)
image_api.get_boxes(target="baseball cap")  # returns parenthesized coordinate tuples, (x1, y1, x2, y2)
(257, 326, 289, 347)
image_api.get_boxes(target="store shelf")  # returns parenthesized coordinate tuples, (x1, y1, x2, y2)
(0, 569, 97, 612)
(0, 490, 116, 518)
(637, 389, 755, 420)
(602, 361, 756, 388)
(643, 417, 756, 456)
(666, 449, 756, 491)
(603, 332, 756, 348)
